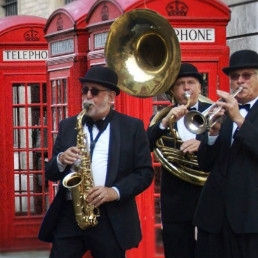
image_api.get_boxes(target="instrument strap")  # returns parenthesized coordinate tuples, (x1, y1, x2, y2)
(87, 109, 114, 158)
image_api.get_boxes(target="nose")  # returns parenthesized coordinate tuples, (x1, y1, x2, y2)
(183, 84, 191, 90)
(85, 90, 93, 98)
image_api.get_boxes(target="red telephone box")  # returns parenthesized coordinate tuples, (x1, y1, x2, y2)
(43, 0, 230, 257)
(43, 0, 96, 209)
(0, 15, 48, 251)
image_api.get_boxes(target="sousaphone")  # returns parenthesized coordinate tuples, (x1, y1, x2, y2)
(105, 9, 208, 185)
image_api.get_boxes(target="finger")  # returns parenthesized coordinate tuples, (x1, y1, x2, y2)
(91, 194, 103, 207)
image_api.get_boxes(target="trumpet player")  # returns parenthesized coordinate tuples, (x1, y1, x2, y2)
(147, 63, 211, 258)
(194, 49, 258, 258)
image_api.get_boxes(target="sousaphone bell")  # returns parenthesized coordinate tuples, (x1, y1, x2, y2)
(105, 8, 181, 97)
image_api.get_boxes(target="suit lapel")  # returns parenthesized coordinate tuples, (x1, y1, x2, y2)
(229, 99, 258, 159)
(105, 111, 120, 186)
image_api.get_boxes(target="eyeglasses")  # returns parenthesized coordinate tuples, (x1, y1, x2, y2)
(82, 87, 108, 96)
(229, 72, 257, 81)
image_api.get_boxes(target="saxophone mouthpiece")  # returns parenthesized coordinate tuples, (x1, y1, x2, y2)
(83, 103, 93, 112)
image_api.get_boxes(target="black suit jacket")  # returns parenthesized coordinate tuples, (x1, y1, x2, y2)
(194, 99, 258, 234)
(147, 101, 210, 222)
(38, 110, 154, 250)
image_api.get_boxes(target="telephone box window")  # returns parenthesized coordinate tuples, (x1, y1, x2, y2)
(50, 78, 68, 196)
(12, 83, 48, 216)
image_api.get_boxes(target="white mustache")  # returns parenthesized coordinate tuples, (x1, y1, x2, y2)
(82, 101, 94, 111)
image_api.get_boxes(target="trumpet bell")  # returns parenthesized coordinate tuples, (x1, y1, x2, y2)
(184, 110, 208, 134)
(105, 9, 181, 97)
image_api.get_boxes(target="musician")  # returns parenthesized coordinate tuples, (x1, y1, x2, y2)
(147, 63, 211, 258)
(38, 66, 154, 258)
(194, 49, 258, 258)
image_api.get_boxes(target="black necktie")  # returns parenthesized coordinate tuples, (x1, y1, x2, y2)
(238, 104, 250, 111)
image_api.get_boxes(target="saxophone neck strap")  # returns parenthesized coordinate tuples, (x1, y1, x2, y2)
(88, 109, 114, 158)
(89, 129, 103, 158)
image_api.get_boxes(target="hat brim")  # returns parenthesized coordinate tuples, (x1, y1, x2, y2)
(177, 72, 203, 85)
(79, 78, 120, 96)
(223, 64, 258, 75)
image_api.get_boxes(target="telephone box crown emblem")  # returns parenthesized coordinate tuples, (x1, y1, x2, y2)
(24, 29, 40, 41)
(101, 4, 109, 21)
(56, 16, 64, 31)
(166, 1, 188, 16)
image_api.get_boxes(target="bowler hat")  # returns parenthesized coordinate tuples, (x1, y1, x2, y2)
(79, 66, 120, 95)
(165, 63, 203, 102)
(175, 63, 203, 85)
(223, 49, 258, 75)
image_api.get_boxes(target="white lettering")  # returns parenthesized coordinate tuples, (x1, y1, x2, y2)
(3, 50, 48, 61)
(174, 28, 215, 42)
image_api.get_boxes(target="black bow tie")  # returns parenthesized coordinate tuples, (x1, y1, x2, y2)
(238, 104, 250, 111)
(188, 107, 197, 111)
(83, 116, 105, 131)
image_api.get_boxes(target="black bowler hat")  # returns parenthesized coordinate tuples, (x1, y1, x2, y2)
(223, 49, 258, 75)
(79, 66, 120, 95)
(175, 63, 203, 85)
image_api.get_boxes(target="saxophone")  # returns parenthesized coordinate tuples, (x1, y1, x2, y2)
(62, 103, 100, 229)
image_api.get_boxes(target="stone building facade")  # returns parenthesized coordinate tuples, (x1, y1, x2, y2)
(0, 0, 75, 19)
(220, 0, 258, 54)
(0, 0, 257, 54)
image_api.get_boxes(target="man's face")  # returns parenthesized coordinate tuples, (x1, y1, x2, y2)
(81, 82, 115, 120)
(229, 68, 258, 104)
(170, 76, 201, 106)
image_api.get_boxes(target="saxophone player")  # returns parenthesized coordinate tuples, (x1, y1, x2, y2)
(38, 66, 154, 258)
(147, 63, 211, 258)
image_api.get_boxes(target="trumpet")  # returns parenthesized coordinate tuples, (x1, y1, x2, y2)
(184, 87, 243, 134)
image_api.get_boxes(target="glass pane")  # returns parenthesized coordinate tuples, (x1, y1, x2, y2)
(30, 83, 40, 103)
(201, 72, 208, 96)
(52, 80, 57, 104)
(63, 79, 67, 103)
(155, 227, 164, 255)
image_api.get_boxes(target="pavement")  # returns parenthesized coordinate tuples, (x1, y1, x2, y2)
(0, 251, 49, 258)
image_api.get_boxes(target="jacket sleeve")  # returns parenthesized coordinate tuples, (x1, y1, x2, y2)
(197, 133, 220, 172)
(147, 122, 168, 151)
(45, 119, 73, 182)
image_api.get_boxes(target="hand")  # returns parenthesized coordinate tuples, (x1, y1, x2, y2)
(59, 146, 81, 165)
(209, 118, 223, 136)
(161, 105, 188, 128)
(180, 139, 200, 154)
(216, 90, 245, 128)
(208, 105, 225, 135)
(86, 186, 119, 208)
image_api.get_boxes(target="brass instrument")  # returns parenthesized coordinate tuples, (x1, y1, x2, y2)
(105, 8, 181, 97)
(150, 93, 209, 186)
(62, 103, 99, 229)
(184, 87, 243, 135)
(168, 91, 191, 132)
(105, 9, 208, 185)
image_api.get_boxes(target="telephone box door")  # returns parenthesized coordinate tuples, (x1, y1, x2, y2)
(1, 73, 49, 250)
